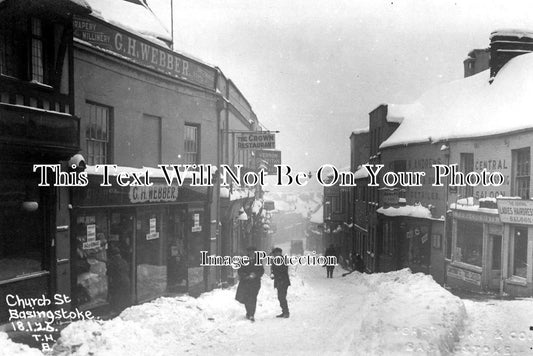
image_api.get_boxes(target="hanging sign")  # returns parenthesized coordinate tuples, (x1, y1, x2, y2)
(237, 132, 276, 150)
(256, 150, 281, 174)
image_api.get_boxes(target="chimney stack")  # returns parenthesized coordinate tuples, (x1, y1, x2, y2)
(490, 29, 533, 78)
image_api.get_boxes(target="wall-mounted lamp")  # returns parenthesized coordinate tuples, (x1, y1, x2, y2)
(21, 184, 39, 212)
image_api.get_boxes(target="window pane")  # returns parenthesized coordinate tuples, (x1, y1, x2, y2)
(184, 125, 199, 164)
(513, 228, 527, 278)
(86, 103, 111, 165)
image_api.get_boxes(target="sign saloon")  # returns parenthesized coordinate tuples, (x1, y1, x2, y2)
(497, 198, 533, 225)
(73, 16, 215, 89)
(237, 132, 276, 150)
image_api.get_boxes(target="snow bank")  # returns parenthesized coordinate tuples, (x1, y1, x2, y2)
(0, 333, 43, 356)
(353, 269, 466, 355)
(52, 271, 303, 356)
(381, 52, 533, 148)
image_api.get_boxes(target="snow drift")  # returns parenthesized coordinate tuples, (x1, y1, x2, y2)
(2, 268, 465, 356)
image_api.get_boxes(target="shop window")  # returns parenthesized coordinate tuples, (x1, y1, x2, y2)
(184, 124, 199, 164)
(460, 153, 474, 198)
(86, 102, 112, 165)
(74, 212, 109, 309)
(0, 175, 47, 281)
(455, 220, 483, 267)
(512, 148, 530, 199)
(512, 227, 528, 279)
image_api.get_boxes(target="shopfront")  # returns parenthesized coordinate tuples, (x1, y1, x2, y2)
(71, 171, 209, 314)
(448, 207, 502, 292)
(496, 198, 533, 297)
(377, 213, 432, 274)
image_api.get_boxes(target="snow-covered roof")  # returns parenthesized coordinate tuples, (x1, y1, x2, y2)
(386, 103, 423, 124)
(381, 52, 533, 149)
(377, 204, 432, 219)
(353, 164, 369, 180)
(351, 127, 369, 135)
(309, 205, 323, 224)
(84, 0, 171, 45)
(490, 29, 533, 40)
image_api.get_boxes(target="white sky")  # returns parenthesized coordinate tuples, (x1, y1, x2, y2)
(150, 0, 533, 177)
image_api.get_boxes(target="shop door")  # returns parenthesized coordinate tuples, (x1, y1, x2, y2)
(108, 211, 135, 313)
(490, 235, 502, 290)
(135, 207, 166, 303)
(167, 207, 188, 293)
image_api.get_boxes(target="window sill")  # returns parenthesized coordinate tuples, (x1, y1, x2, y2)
(506, 276, 527, 287)
(0, 75, 54, 91)
(450, 261, 482, 274)
(0, 270, 50, 286)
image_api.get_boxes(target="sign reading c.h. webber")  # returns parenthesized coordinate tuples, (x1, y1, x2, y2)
(73, 16, 216, 89)
(497, 198, 533, 225)
(237, 132, 276, 150)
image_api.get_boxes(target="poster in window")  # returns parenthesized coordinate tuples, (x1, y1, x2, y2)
(192, 213, 202, 232)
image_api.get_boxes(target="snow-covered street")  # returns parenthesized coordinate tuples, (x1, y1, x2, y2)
(4, 260, 533, 355)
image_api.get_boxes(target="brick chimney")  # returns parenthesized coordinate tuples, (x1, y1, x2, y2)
(490, 29, 533, 78)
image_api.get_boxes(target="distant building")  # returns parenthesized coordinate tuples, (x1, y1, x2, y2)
(463, 48, 490, 77)
(374, 29, 533, 296)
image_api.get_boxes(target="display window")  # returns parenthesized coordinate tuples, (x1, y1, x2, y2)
(455, 221, 483, 267)
(73, 212, 109, 309)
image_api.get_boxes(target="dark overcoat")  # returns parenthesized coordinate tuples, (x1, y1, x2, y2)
(235, 260, 264, 304)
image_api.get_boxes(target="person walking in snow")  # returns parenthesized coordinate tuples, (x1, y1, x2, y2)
(235, 247, 264, 322)
(325, 244, 337, 278)
(270, 247, 290, 318)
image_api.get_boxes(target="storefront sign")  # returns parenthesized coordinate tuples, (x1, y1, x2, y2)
(453, 210, 500, 224)
(192, 213, 202, 232)
(447, 265, 481, 286)
(82, 240, 101, 250)
(497, 199, 533, 225)
(237, 132, 276, 150)
(256, 150, 281, 174)
(129, 185, 178, 204)
(73, 16, 216, 89)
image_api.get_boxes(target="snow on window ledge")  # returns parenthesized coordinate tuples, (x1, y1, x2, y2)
(450, 260, 482, 274)
(506, 276, 527, 287)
